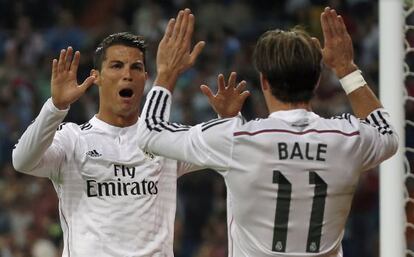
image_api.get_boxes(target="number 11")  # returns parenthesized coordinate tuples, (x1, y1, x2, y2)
(272, 170, 327, 253)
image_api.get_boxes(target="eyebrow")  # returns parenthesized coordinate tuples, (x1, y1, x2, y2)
(108, 60, 144, 65)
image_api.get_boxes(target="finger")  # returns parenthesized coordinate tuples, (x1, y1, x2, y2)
(70, 51, 81, 74)
(326, 8, 338, 37)
(320, 8, 334, 42)
(189, 41, 205, 66)
(183, 13, 194, 45)
(235, 80, 247, 93)
(228, 72, 237, 88)
(57, 49, 66, 73)
(336, 15, 347, 36)
(163, 18, 176, 41)
(65, 47, 73, 71)
(178, 9, 191, 41)
(200, 85, 214, 101)
(172, 10, 184, 40)
(217, 74, 225, 92)
(329, 9, 341, 35)
(52, 59, 58, 79)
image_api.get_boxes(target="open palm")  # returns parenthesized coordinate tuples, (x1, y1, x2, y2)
(51, 47, 96, 110)
(200, 72, 250, 118)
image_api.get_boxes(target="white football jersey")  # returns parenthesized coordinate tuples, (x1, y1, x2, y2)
(138, 87, 398, 257)
(12, 98, 198, 257)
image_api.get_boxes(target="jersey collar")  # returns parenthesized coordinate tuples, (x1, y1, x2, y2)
(268, 109, 320, 123)
(89, 116, 138, 135)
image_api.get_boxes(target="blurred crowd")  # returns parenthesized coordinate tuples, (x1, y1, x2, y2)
(0, 0, 412, 256)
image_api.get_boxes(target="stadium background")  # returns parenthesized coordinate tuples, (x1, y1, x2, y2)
(0, 0, 404, 256)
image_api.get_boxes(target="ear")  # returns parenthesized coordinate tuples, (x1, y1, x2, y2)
(91, 69, 100, 85)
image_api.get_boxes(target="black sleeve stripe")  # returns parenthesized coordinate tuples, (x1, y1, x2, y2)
(369, 112, 380, 127)
(171, 123, 191, 129)
(158, 122, 190, 133)
(365, 111, 393, 135)
(201, 118, 232, 129)
(377, 111, 390, 129)
(202, 119, 231, 132)
(145, 90, 190, 133)
(151, 91, 164, 129)
(160, 92, 168, 120)
(145, 90, 159, 130)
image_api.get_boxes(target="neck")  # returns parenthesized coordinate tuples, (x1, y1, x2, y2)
(265, 93, 311, 114)
(96, 111, 139, 127)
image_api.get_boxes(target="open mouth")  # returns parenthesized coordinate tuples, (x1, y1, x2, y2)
(119, 88, 134, 98)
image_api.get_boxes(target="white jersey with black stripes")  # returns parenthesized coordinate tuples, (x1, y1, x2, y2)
(12, 98, 199, 257)
(138, 86, 398, 257)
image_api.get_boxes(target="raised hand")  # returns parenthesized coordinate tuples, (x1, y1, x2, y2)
(155, 9, 205, 91)
(200, 72, 250, 118)
(320, 7, 358, 78)
(51, 47, 96, 110)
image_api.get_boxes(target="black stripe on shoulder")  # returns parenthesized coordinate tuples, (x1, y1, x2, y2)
(57, 122, 68, 131)
(241, 115, 247, 125)
(331, 113, 352, 124)
(80, 122, 92, 130)
(202, 119, 231, 132)
(201, 118, 221, 127)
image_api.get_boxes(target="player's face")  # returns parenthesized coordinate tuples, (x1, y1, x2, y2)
(95, 45, 147, 125)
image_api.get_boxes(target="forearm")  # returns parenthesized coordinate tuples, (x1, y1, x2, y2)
(347, 86, 382, 119)
(336, 67, 382, 119)
(12, 98, 67, 173)
(154, 70, 179, 93)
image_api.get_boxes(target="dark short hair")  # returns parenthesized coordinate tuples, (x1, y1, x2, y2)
(253, 27, 322, 103)
(93, 32, 147, 71)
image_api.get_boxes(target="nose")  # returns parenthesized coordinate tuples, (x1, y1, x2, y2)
(122, 68, 133, 81)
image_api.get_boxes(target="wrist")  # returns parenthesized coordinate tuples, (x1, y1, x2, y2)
(333, 63, 358, 78)
(339, 69, 367, 95)
(52, 98, 69, 110)
(154, 71, 179, 92)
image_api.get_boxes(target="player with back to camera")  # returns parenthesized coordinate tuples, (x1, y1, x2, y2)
(138, 7, 398, 257)
(12, 9, 242, 257)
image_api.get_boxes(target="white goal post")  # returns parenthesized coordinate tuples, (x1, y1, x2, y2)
(379, 0, 406, 256)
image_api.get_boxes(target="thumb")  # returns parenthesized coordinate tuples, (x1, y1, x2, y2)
(240, 91, 251, 103)
(79, 75, 96, 92)
(189, 41, 206, 65)
(200, 84, 214, 102)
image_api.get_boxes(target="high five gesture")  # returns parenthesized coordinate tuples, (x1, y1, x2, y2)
(51, 47, 96, 110)
(155, 9, 205, 91)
